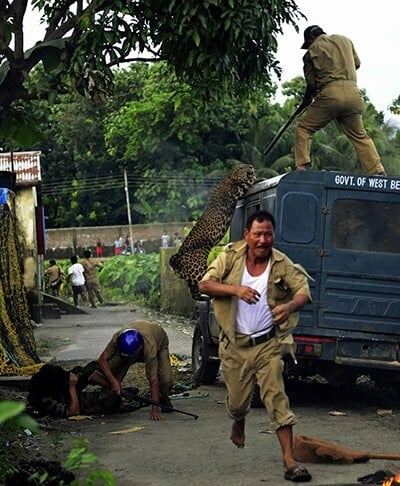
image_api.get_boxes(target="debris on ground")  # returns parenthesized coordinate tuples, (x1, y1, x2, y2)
(328, 410, 347, 416)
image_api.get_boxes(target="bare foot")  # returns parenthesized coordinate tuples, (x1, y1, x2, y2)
(296, 165, 306, 171)
(230, 419, 245, 448)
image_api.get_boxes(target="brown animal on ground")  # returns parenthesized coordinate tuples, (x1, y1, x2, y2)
(293, 435, 400, 464)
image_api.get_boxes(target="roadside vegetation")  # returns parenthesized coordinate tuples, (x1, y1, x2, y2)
(1, 3, 398, 231)
(0, 400, 116, 484)
(30, 66, 400, 230)
(45, 254, 161, 309)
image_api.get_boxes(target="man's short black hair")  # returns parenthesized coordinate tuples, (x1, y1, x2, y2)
(301, 25, 326, 49)
(29, 364, 69, 395)
(246, 210, 276, 230)
(70, 255, 78, 264)
(83, 249, 91, 258)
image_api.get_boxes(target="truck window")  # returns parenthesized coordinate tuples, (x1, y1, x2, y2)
(331, 199, 400, 253)
(280, 193, 319, 244)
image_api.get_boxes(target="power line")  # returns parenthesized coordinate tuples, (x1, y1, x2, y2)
(41, 173, 220, 187)
(40, 173, 219, 196)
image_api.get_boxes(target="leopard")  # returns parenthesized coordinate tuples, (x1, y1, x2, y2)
(169, 164, 256, 300)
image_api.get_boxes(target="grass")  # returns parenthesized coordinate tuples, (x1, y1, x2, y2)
(35, 337, 64, 357)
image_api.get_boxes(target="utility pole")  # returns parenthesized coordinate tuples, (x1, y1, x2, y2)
(123, 169, 134, 254)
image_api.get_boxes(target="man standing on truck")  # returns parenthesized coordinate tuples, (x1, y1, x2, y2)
(295, 25, 386, 177)
(199, 210, 312, 483)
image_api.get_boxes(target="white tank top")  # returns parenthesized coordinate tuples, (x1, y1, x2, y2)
(236, 262, 274, 337)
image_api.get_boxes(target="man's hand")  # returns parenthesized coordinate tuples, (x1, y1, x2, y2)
(298, 96, 313, 112)
(237, 286, 260, 305)
(272, 303, 292, 325)
(272, 294, 310, 325)
(67, 373, 80, 416)
(110, 377, 122, 395)
(68, 372, 78, 387)
(150, 405, 165, 421)
(298, 86, 315, 111)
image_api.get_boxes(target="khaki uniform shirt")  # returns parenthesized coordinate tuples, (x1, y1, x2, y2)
(200, 241, 311, 346)
(81, 258, 102, 284)
(105, 321, 169, 381)
(303, 34, 360, 93)
(45, 265, 62, 283)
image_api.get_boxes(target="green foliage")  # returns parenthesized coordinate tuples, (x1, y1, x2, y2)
(207, 246, 225, 265)
(44, 256, 162, 307)
(63, 438, 99, 470)
(22, 63, 400, 230)
(0, 401, 38, 482)
(390, 95, 400, 115)
(0, 106, 45, 147)
(0, 402, 116, 485)
(0, 0, 304, 148)
(0, 400, 39, 432)
(100, 254, 161, 308)
(64, 438, 116, 485)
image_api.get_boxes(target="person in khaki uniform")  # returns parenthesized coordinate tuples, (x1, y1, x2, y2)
(81, 249, 104, 308)
(295, 25, 386, 177)
(44, 259, 65, 296)
(199, 210, 312, 483)
(88, 320, 174, 421)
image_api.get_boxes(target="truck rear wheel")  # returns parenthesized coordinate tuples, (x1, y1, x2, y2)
(191, 323, 220, 385)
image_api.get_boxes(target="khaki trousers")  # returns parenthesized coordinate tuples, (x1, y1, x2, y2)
(219, 336, 296, 430)
(295, 80, 385, 175)
(85, 279, 103, 307)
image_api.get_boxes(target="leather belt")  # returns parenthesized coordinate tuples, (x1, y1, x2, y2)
(247, 327, 276, 347)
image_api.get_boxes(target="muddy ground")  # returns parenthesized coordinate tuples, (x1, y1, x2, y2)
(2, 303, 400, 485)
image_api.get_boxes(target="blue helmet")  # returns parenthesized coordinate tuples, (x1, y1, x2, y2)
(117, 329, 143, 357)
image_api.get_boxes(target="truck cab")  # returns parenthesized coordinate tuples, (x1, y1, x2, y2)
(192, 170, 400, 387)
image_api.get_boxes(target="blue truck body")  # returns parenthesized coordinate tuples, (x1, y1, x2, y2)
(192, 170, 400, 386)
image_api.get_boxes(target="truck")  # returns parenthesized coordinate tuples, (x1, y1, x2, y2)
(192, 169, 400, 389)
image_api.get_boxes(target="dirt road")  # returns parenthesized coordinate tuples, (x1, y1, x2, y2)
(24, 305, 400, 485)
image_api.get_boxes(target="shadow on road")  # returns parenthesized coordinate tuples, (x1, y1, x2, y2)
(286, 377, 400, 411)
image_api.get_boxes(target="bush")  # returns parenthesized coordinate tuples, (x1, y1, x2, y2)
(0, 401, 116, 485)
(99, 254, 160, 307)
(45, 254, 161, 308)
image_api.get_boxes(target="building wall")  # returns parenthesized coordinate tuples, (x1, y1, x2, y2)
(14, 187, 38, 291)
(45, 222, 192, 258)
(159, 248, 197, 316)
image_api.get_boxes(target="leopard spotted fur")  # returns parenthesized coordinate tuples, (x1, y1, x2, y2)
(169, 164, 256, 299)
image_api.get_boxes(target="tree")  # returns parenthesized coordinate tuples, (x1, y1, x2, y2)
(104, 63, 246, 221)
(0, 0, 304, 144)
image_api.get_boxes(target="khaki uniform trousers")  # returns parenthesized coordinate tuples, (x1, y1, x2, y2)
(85, 279, 103, 307)
(219, 336, 296, 430)
(295, 80, 385, 175)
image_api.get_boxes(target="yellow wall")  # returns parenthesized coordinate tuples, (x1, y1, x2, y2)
(14, 187, 38, 291)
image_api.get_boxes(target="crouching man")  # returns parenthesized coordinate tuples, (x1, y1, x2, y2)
(88, 320, 174, 421)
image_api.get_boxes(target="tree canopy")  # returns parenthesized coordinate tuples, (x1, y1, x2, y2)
(0, 0, 305, 144)
(27, 64, 400, 229)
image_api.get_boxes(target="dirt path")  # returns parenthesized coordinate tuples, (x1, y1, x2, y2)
(5, 304, 400, 485)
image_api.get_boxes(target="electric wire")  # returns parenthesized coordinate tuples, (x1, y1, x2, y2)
(40, 173, 219, 196)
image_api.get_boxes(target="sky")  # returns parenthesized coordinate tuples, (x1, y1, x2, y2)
(26, 1, 399, 123)
(274, 0, 400, 124)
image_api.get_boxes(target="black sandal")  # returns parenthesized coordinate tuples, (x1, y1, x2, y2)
(284, 465, 312, 482)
